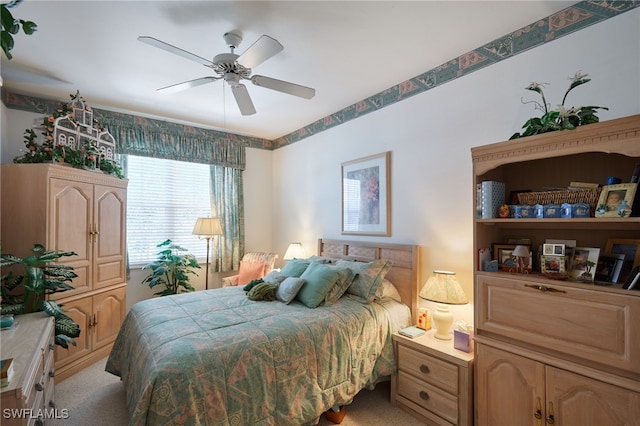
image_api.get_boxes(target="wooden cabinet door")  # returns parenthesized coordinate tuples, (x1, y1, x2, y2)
(93, 185, 127, 290)
(48, 178, 93, 296)
(92, 286, 126, 350)
(546, 367, 640, 426)
(54, 296, 92, 368)
(476, 344, 545, 426)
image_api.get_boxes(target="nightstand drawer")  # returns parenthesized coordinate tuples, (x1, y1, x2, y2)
(397, 344, 458, 395)
(397, 371, 458, 424)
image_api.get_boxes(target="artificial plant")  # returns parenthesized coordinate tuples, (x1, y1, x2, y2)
(1, 244, 81, 348)
(142, 239, 201, 296)
(1, 0, 37, 60)
(510, 71, 608, 139)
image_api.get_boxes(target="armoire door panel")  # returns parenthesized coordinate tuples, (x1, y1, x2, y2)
(54, 296, 92, 368)
(93, 185, 126, 289)
(92, 287, 126, 349)
(49, 178, 93, 296)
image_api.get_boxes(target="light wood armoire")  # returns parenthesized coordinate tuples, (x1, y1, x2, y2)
(1, 163, 127, 382)
(471, 115, 640, 425)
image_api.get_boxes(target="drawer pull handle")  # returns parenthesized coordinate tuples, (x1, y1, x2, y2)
(419, 364, 430, 374)
(35, 382, 44, 392)
(49, 370, 55, 378)
(35, 419, 44, 426)
(49, 343, 55, 350)
(524, 284, 566, 294)
(419, 390, 430, 400)
(49, 400, 56, 408)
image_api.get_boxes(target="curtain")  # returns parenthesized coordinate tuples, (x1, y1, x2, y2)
(210, 165, 244, 272)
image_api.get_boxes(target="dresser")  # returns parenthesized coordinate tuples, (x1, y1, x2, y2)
(391, 330, 474, 426)
(1, 313, 56, 426)
(472, 115, 640, 425)
(1, 164, 128, 382)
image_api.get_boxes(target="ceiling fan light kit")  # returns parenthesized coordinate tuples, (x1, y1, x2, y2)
(139, 32, 315, 116)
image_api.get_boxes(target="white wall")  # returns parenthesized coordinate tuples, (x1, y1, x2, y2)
(2, 10, 639, 318)
(270, 10, 640, 324)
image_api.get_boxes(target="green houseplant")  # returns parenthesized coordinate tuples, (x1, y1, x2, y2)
(1, 0, 37, 60)
(1, 244, 81, 348)
(142, 239, 201, 296)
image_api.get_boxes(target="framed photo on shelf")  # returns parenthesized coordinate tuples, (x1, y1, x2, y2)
(604, 238, 640, 282)
(595, 253, 625, 283)
(492, 243, 532, 273)
(541, 255, 566, 274)
(341, 151, 391, 236)
(594, 183, 637, 217)
(569, 247, 600, 282)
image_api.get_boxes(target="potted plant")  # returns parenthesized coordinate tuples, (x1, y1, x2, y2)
(1, 244, 81, 348)
(142, 239, 201, 296)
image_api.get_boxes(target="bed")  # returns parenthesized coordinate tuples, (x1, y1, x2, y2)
(106, 238, 420, 425)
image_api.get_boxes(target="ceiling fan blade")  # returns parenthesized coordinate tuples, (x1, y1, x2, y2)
(138, 36, 212, 67)
(237, 35, 283, 69)
(158, 77, 219, 94)
(251, 75, 315, 99)
(231, 84, 256, 116)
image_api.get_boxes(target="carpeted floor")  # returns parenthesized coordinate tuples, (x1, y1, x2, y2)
(54, 358, 422, 425)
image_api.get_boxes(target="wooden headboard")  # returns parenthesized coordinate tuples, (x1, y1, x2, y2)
(318, 238, 420, 324)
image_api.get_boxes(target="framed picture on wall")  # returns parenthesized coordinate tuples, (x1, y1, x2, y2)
(341, 151, 391, 236)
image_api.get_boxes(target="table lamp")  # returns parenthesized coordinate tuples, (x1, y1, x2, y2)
(419, 270, 468, 340)
(192, 217, 223, 290)
(283, 242, 306, 261)
(512, 245, 530, 274)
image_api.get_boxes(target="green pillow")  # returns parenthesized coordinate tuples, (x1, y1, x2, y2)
(335, 259, 392, 302)
(281, 259, 311, 277)
(324, 266, 355, 304)
(296, 262, 341, 308)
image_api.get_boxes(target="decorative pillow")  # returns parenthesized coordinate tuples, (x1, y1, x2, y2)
(280, 259, 311, 278)
(374, 279, 402, 302)
(306, 255, 337, 264)
(262, 270, 288, 285)
(275, 277, 306, 304)
(238, 260, 266, 285)
(296, 262, 341, 308)
(247, 282, 277, 301)
(324, 266, 356, 304)
(336, 259, 392, 302)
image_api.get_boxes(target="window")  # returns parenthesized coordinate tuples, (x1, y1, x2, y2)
(126, 155, 212, 267)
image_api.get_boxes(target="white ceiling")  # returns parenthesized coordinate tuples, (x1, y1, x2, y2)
(1, 1, 575, 140)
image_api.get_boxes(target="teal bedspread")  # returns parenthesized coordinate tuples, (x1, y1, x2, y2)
(106, 286, 404, 425)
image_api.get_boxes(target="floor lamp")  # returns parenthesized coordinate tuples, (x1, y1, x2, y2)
(192, 217, 223, 290)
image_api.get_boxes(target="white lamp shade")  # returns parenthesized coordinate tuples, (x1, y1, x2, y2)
(283, 242, 306, 260)
(192, 217, 223, 237)
(419, 270, 468, 305)
(512, 245, 530, 257)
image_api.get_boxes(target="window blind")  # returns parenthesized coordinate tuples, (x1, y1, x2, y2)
(126, 155, 212, 267)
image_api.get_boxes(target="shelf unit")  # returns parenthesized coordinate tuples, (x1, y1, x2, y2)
(472, 114, 640, 425)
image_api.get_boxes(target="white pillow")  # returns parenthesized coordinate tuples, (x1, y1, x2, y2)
(374, 279, 402, 302)
(276, 277, 305, 304)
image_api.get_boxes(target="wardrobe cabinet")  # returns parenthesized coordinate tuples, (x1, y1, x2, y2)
(471, 115, 640, 425)
(1, 164, 127, 382)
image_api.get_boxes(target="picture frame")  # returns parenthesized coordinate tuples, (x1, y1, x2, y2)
(568, 247, 600, 282)
(492, 243, 532, 273)
(604, 238, 640, 282)
(341, 151, 391, 236)
(595, 183, 637, 217)
(541, 255, 566, 274)
(543, 243, 565, 256)
(594, 253, 625, 284)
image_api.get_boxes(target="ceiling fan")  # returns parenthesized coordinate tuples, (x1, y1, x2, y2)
(138, 32, 315, 116)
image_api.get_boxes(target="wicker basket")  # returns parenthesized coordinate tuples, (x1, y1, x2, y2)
(517, 187, 602, 215)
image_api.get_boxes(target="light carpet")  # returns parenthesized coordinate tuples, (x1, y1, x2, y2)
(54, 358, 422, 425)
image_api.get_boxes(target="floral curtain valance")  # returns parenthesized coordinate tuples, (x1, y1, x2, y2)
(105, 122, 246, 169)
(97, 111, 246, 169)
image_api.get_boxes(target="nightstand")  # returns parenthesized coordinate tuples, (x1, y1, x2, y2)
(391, 329, 474, 426)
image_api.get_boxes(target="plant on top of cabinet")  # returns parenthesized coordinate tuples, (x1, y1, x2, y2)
(0, 243, 81, 348)
(510, 71, 608, 139)
(142, 239, 201, 296)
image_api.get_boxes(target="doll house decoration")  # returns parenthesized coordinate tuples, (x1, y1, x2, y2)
(51, 91, 116, 170)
